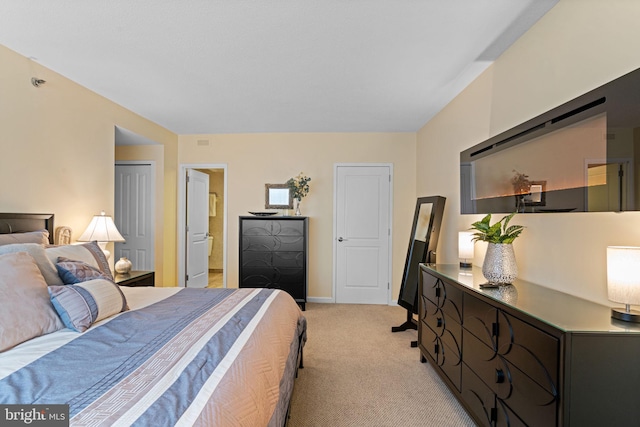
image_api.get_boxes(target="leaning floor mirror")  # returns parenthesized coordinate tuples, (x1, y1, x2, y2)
(392, 195, 446, 333)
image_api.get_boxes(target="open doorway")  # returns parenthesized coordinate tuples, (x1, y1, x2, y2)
(178, 164, 227, 288)
(200, 168, 225, 287)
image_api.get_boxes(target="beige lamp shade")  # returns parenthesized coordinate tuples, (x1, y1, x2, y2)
(78, 211, 125, 243)
(607, 246, 640, 305)
(458, 231, 474, 268)
(458, 231, 475, 260)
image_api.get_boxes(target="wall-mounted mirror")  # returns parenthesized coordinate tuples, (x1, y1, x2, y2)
(265, 184, 293, 209)
(461, 66, 640, 214)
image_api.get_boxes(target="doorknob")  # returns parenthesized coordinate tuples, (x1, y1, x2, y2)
(338, 237, 348, 242)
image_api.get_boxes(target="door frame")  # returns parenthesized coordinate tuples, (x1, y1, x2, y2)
(177, 163, 228, 288)
(332, 162, 394, 305)
(114, 160, 156, 270)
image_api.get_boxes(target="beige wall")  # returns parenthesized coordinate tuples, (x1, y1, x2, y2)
(417, 0, 640, 306)
(1, 44, 178, 284)
(179, 133, 416, 300)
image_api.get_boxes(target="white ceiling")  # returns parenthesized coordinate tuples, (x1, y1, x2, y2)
(0, 0, 558, 135)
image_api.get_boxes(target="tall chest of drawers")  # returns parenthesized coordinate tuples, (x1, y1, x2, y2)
(418, 264, 640, 427)
(239, 216, 307, 310)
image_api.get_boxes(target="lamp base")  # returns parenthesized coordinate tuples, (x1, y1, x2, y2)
(611, 307, 640, 323)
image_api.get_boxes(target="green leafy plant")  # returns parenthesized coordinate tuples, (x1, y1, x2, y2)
(286, 172, 311, 201)
(470, 213, 524, 244)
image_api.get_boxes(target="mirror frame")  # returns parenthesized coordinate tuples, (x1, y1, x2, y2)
(265, 184, 293, 209)
(397, 196, 446, 314)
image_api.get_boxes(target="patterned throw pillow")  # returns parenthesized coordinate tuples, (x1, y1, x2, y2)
(55, 257, 110, 284)
(45, 241, 114, 282)
(48, 279, 128, 332)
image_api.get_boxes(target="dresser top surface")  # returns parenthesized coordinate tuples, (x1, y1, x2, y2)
(424, 264, 640, 334)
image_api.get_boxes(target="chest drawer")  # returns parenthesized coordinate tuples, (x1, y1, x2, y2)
(497, 311, 559, 395)
(463, 293, 498, 349)
(421, 270, 463, 323)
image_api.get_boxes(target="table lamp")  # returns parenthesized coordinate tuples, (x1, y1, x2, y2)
(458, 231, 474, 268)
(607, 246, 640, 323)
(78, 211, 125, 260)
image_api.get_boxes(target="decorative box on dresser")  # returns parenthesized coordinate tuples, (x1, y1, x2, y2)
(239, 216, 307, 310)
(418, 264, 640, 427)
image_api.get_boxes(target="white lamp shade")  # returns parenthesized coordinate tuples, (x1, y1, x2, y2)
(607, 246, 640, 305)
(78, 211, 125, 243)
(458, 231, 475, 260)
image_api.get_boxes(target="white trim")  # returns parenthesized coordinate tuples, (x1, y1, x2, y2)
(178, 163, 228, 288)
(332, 162, 394, 305)
(306, 297, 334, 304)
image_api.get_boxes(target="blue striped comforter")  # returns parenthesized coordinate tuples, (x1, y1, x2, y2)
(0, 288, 306, 426)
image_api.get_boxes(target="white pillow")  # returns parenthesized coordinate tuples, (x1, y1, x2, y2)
(0, 252, 64, 352)
(0, 230, 50, 246)
(0, 243, 63, 286)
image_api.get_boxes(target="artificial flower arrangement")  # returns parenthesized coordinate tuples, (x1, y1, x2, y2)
(287, 172, 311, 201)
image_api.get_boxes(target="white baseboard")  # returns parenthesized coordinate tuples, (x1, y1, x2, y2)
(307, 296, 335, 304)
(306, 297, 401, 305)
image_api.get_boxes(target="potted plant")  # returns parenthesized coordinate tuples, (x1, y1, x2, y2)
(470, 213, 524, 285)
(286, 172, 311, 216)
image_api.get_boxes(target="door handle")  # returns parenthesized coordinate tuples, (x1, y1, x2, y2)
(338, 237, 348, 242)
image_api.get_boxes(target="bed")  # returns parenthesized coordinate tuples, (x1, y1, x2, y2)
(0, 213, 307, 427)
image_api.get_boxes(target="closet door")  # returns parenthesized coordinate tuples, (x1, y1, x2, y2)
(115, 163, 154, 270)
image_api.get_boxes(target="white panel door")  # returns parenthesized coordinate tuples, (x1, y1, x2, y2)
(114, 164, 154, 270)
(335, 165, 391, 304)
(186, 169, 209, 288)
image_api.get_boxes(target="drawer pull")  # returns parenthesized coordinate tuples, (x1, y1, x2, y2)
(495, 369, 505, 383)
(436, 317, 443, 327)
(435, 287, 441, 298)
(434, 343, 439, 354)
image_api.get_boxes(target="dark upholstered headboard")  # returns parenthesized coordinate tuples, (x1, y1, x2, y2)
(0, 213, 55, 244)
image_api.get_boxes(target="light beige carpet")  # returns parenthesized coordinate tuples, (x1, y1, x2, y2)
(287, 303, 476, 427)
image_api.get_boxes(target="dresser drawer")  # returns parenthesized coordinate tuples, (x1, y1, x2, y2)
(424, 307, 462, 344)
(420, 271, 463, 323)
(421, 270, 440, 304)
(419, 320, 438, 361)
(463, 329, 511, 397)
(242, 235, 304, 252)
(240, 251, 272, 267)
(271, 280, 305, 300)
(464, 330, 557, 426)
(240, 268, 274, 287)
(497, 311, 559, 393)
(439, 334, 462, 391)
(462, 363, 495, 427)
(272, 251, 305, 268)
(463, 293, 498, 349)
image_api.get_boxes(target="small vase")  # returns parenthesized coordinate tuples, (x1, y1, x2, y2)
(115, 257, 132, 274)
(294, 199, 302, 216)
(482, 243, 518, 285)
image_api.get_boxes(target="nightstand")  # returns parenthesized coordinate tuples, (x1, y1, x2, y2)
(114, 270, 155, 287)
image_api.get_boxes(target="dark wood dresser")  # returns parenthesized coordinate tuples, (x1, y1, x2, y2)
(418, 264, 640, 426)
(239, 216, 308, 310)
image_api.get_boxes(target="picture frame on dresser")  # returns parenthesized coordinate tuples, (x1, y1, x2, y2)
(265, 184, 293, 210)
